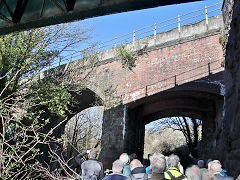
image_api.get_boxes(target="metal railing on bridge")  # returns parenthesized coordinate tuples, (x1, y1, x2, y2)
(62, 2, 222, 63)
(120, 59, 224, 103)
(98, 3, 221, 51)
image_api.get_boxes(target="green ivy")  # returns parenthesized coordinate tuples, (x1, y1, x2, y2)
(25, 79, 71, 124)
(117, 45, 136, 70)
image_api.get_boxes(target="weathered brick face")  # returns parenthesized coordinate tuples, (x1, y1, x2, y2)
(92, 34, 223, 104)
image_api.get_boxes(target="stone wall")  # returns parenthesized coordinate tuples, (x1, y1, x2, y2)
(216, 0, 240, 178)
(100, 105, 126, 169)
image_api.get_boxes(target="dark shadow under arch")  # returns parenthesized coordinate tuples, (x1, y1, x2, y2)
(124, 81, 224, 162)
(66, 88, 103, 119)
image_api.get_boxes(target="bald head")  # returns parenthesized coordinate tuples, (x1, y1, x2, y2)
(186, 165, 201, 180)
(130, 159, 142, 171)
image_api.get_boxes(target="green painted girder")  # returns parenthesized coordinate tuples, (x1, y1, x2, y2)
(0, 0, 203, 35)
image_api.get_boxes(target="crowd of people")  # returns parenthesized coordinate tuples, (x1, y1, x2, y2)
(74, 148, 235, 180)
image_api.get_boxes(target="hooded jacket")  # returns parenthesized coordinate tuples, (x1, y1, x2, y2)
(131, 167, 148, 180)
(123, 163, 131, 177)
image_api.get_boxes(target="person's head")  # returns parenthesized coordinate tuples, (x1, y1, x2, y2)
(119, 153, 130, 164)
(207, 159, 213, 169)
(210, 162, 222, 175)
(130, 159, 143, 171)
(130, 153, 137, 162)
(212, 160, 221, 165)
(112, 160, 124, 174)
(207, 161, 213, 171)
(89, 148, 98, 159)
(148, 154, 152, 160)
(185, 165, 201, 180)
(167, 154, 180, 168)
(200, 168, 217, 180)
(197, 160, 205, 168)
(149, 153, 166, 173)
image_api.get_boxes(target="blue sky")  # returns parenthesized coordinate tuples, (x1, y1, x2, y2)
(82, 0, 222, 46)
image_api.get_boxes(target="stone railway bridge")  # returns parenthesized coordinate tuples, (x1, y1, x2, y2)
(42, 15, 224, 169)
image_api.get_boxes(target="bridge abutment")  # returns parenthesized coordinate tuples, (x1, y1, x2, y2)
(201, 98, 224, 159)
(101, 105, 126, 169)
(101, 104, 146, 169)
(216, 0, 240, 177)
(124, 107, 145, 162)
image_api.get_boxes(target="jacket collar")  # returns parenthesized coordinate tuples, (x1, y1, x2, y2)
(168, 167, 180, 172)
(131, 167, 146, 174)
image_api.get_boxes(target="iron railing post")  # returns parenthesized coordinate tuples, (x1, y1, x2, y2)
(205, 6, 209, 30)
(208, 62, 212, 75)
(98, 42, 101, 53)
(83, 48, 86, 57)
(114, 37, 117, 48)
(178, 15, 181, 33)
(154, 23, 157, 39)
(174, 75, 177, 86)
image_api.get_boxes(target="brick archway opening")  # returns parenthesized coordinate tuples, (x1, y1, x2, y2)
(124, 90, 223, 163)
(144, 116, 202, 168)
(49, 87, 105, 169)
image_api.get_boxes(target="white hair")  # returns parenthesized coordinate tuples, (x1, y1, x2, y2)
(119, 153, 129, 164)
(208, 161, 213, 169)
(112, 160, 124, 173)
(149, 153, 166, 173)
(212, 160, 221, 164)
(167, 154, 180, 168)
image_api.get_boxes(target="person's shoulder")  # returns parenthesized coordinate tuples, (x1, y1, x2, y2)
(104, 174, 129, 180)
(223, 176, 234, 180)
(96, 160, 103, 165)
(215, 174, 234, 180)
(81, 160, 87, 165)
(93, 159, 103, 166)
(102, 175, 111, 180)
(125, 176, 131, 180)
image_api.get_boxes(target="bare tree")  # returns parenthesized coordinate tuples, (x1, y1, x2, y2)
(64, 106, 104, 160)
(157, 117, 202, 158)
